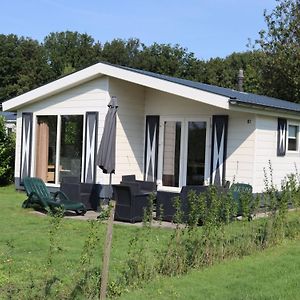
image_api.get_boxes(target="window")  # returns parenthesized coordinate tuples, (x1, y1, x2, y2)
(60, 115, 83, 182)
(186, 121, 206, 185)
(288, 124, 298, 151)
(162, 121, 181, 187)
(36, 115, 83, 184)
(159, 118, 209, 188)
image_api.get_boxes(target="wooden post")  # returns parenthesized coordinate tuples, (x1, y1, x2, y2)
(100, 200, 116, 300)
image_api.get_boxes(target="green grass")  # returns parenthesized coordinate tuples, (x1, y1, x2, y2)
(119, 239, 300, 300)
(0, 185, 172, 297)
(1, 185, 300, 299)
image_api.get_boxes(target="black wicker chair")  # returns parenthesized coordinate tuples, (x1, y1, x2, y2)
(112, 184, 150, 223)
(156, 186, 209, 222)
(60, 176, 101, 210)
(121, 175, 157, 193)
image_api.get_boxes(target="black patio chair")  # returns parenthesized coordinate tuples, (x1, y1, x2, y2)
(156, 185, 209, 222)
(112, 184, 149, 223)
(121, 174, 157, 193)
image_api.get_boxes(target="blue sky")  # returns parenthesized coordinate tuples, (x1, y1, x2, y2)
(1, 0, 277, 60)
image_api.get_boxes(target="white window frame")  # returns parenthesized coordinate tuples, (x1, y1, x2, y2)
(34, 113, 85, 186)
(157, 116, 211, 192)
(287, 122, 299, 153)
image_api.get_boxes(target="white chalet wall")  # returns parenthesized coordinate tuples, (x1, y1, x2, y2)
(226, 112, 256, 188)
(253, 115, 300, 193)
(14, 77, 110, 186)
(145, 89, 227, 116)
(109, 78, 145, 184)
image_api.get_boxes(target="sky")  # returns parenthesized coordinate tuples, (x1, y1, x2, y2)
(0, 0, 277, 60)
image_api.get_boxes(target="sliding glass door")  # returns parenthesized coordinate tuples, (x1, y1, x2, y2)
(159, 118, 209, 188)
(35, 115, 83, 184)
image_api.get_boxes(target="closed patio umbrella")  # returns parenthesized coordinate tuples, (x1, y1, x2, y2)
(97, 96, 118, 299)
(97, 96, 118, 190)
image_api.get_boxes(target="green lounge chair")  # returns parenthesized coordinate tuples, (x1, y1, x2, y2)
(22, 177, 87, 215)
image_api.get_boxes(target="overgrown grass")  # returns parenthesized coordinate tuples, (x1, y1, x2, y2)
(119, 238, 300, 300)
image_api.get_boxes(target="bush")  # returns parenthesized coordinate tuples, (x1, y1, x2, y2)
(0, 116, 15, 185)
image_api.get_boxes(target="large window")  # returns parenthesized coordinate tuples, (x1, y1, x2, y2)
(288, 124, 299, 151)
(36, 115, 83, 184)
(160, 118, 209, 188)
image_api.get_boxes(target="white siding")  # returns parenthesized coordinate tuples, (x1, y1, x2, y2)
(145, 89, 226, 116)
(109, 78, 145, 184)
(226, 113, 256, 187)
(14, 77, 110, 186)
(253, 116, 300, 193)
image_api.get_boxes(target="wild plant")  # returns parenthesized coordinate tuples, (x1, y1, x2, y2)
(68, 219, 101, 299)
(142, 192, 156, 227)
(43, 208, 64, 298)
(263, 160, 278, 216)
(186, 189, 201, 229)
(114, 196, 159, 294)
(158, 196, 188, 276)
(117, 229, 157, 291)
(285, 173, 300, 209)
(46, 209, 64, 269)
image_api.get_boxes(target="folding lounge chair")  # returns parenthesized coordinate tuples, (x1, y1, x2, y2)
(22, 177, 87, 215)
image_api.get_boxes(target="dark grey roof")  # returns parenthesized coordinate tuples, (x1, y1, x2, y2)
(0, 111, 17, 121)
(113, 63, 300, 114)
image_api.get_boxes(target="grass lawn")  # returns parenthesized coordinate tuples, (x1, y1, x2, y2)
(0, 185, 300, 299)
(119, 239, 300, 300)
(0, 185, 172, 297)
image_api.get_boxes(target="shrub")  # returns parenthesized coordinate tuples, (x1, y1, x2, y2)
(0, 116, 15, 186)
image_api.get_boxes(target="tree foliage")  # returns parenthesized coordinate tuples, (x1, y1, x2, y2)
(101, 38, 141, 67)
(43, 31, 102, 77)
(203, 51, 263, 94)
(0, 116, 15, 185)
(0, 34, 53, 102)
(256, 0, 300, 102)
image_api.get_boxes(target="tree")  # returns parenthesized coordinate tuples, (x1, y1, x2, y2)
(0, 116, 15, 185)
(256, 0, 300, 102)
(43, 31, 102, 77)
(101, 38, 141, 67)
(0, 34, 53, 103)
(203, 51, 263, 94)
(136, 43, 198, 79)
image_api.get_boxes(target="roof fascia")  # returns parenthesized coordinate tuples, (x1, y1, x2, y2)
(229, 102, 300, 120)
